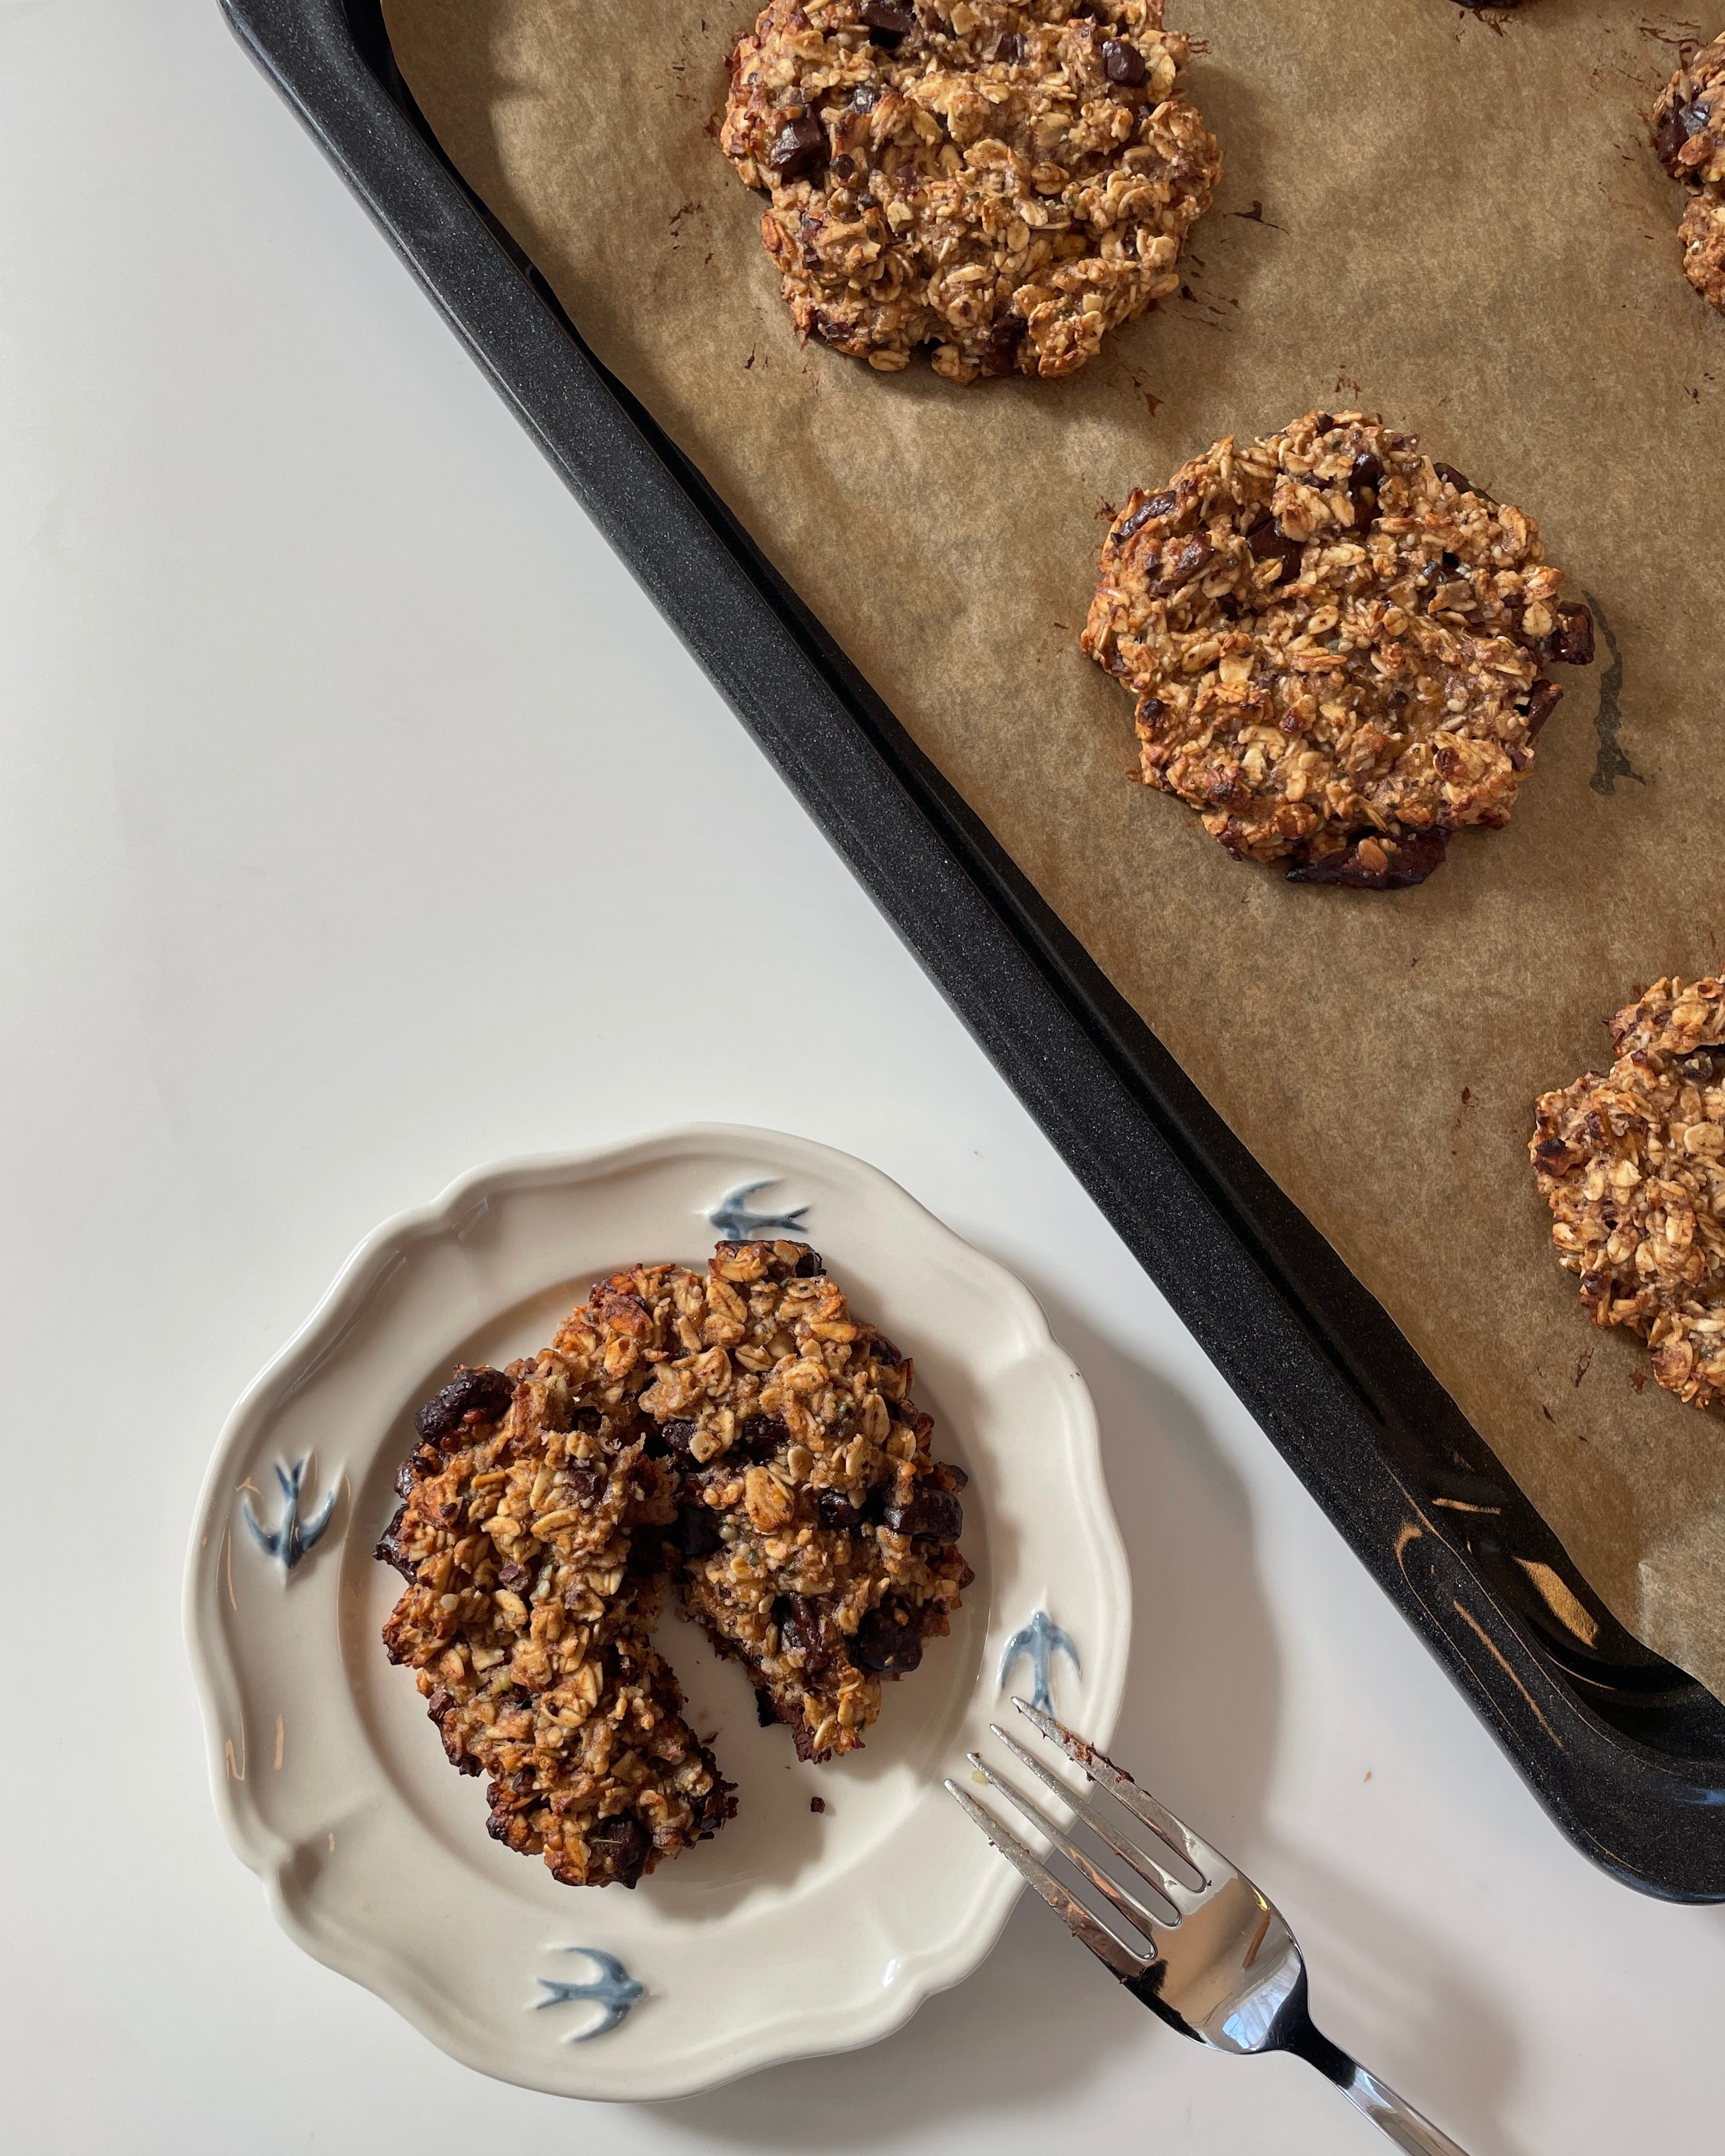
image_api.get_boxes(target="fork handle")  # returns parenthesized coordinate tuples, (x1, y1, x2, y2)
(1288, 2021, 1473, 2155)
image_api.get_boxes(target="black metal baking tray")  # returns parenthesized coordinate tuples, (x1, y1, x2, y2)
(222, 0, 1725, 1900)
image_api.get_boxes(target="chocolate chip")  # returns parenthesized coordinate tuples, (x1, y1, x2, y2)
(860, 1, 916, 46)
(754, 1685, 779, 1728)
(415, 1365, 514, 1446)
(658, 1418, 698, 1457)
(570, 1406, 603, 1434)
(1248, 520, 1304, 580)
(817, 1490, 865, 1530)
(1655, 101, 1692, 173)
(1678, 1047, 1725, 1085)
(852, 82, 879, 110)
(394, 1447, 437, 1498)
(1101, 37, 1147, 85)
(993, 30, 1026, 62)
(497, 1559, 535, 1590)
(678, 1502, 723, 1559)
(852, 1608, 924, 1674)
(777, 1592, 834, 1668)
(698, 1779, 736, 1835)
(1347, 451, 1383, 527)
(810, 1795, 827, 1813)
(1286, 828, 1450, 890)
(374, 1505, 414, 1580)
(565, 1463, 605, 1502)
(1159, 533, 1213, 588)
(1524, 679, 1563, 737)
(1536, 605, 1594, 669)
(770, 114, 827, 181)
(829, 152, 857, 182)
(589, 1813, 651, 1888)
(1311, 413, 1334, 436)
(980, 313, 1026, 376)
(794, 1248, 825, 1276)
(882, 1487, 964, 1542)
(1117, 489, 1177, 541)
(738, 1413, 791, 1459)
(1655, 94, 1711, 173)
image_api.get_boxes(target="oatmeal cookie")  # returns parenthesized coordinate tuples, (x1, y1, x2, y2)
(379, 1243, 970, 1880)
(1082, 410, 1595, 885)
(719, 1, 1220, 382)
(632, 1240, 972, 1761)
(1654, 33, 1725, 313)
(1531, 979, 1725, 1411)
(379, 1358, 735, 1888)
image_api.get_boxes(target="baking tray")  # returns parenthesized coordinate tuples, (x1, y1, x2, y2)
(221, 0, 1725, 1901)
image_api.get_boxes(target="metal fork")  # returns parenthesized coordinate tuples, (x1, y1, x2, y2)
(948, 1700, 1471, 2156)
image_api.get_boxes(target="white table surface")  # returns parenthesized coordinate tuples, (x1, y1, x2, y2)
(5, 5, 1723, 2150)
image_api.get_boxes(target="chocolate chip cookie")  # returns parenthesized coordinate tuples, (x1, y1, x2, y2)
(1654, 34, 1725, 314)
(1532, 980, 1725, 1412)
(1082, 410, 1595, 886)
(719, 1, 1220, 382)
(379, 1241, 970, 1883)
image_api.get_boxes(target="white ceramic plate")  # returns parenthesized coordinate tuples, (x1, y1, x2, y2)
(185, 1126, 1130, 2098)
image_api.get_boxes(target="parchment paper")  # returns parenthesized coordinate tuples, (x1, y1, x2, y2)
(381, 0, 1725, 1694)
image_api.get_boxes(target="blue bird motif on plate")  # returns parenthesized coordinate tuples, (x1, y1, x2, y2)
(708, 1178, 811, 1242)
(240, 1456, 338, 1574)
(999, 1609, 1081, 1714)
(535, 1947, 645, 2040)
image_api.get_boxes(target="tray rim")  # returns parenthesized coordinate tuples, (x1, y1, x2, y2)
(219, 0, 1725, 1902)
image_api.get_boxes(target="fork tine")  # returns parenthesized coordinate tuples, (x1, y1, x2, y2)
(943, 1780, 1149, 1981)
(987, 1725, 1202, 1916)
(966, 1753, 1165, 1946)
(1011, 1698, 1228, 1887)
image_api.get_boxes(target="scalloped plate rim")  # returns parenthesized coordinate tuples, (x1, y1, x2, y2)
(183, 1123, 1131, 2098)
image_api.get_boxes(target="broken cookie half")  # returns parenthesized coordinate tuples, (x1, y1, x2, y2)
(378, 1240, 970, 1885)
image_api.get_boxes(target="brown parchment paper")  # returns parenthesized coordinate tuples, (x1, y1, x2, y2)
(381, 0, 1725, 1694)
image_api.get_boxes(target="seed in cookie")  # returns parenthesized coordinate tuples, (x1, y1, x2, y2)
(719, 1, 1220, 384)
(1652, 33, 1725, 315)
(1081, 410, 1595, 884)
(1531, 979, 1725, 1411)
